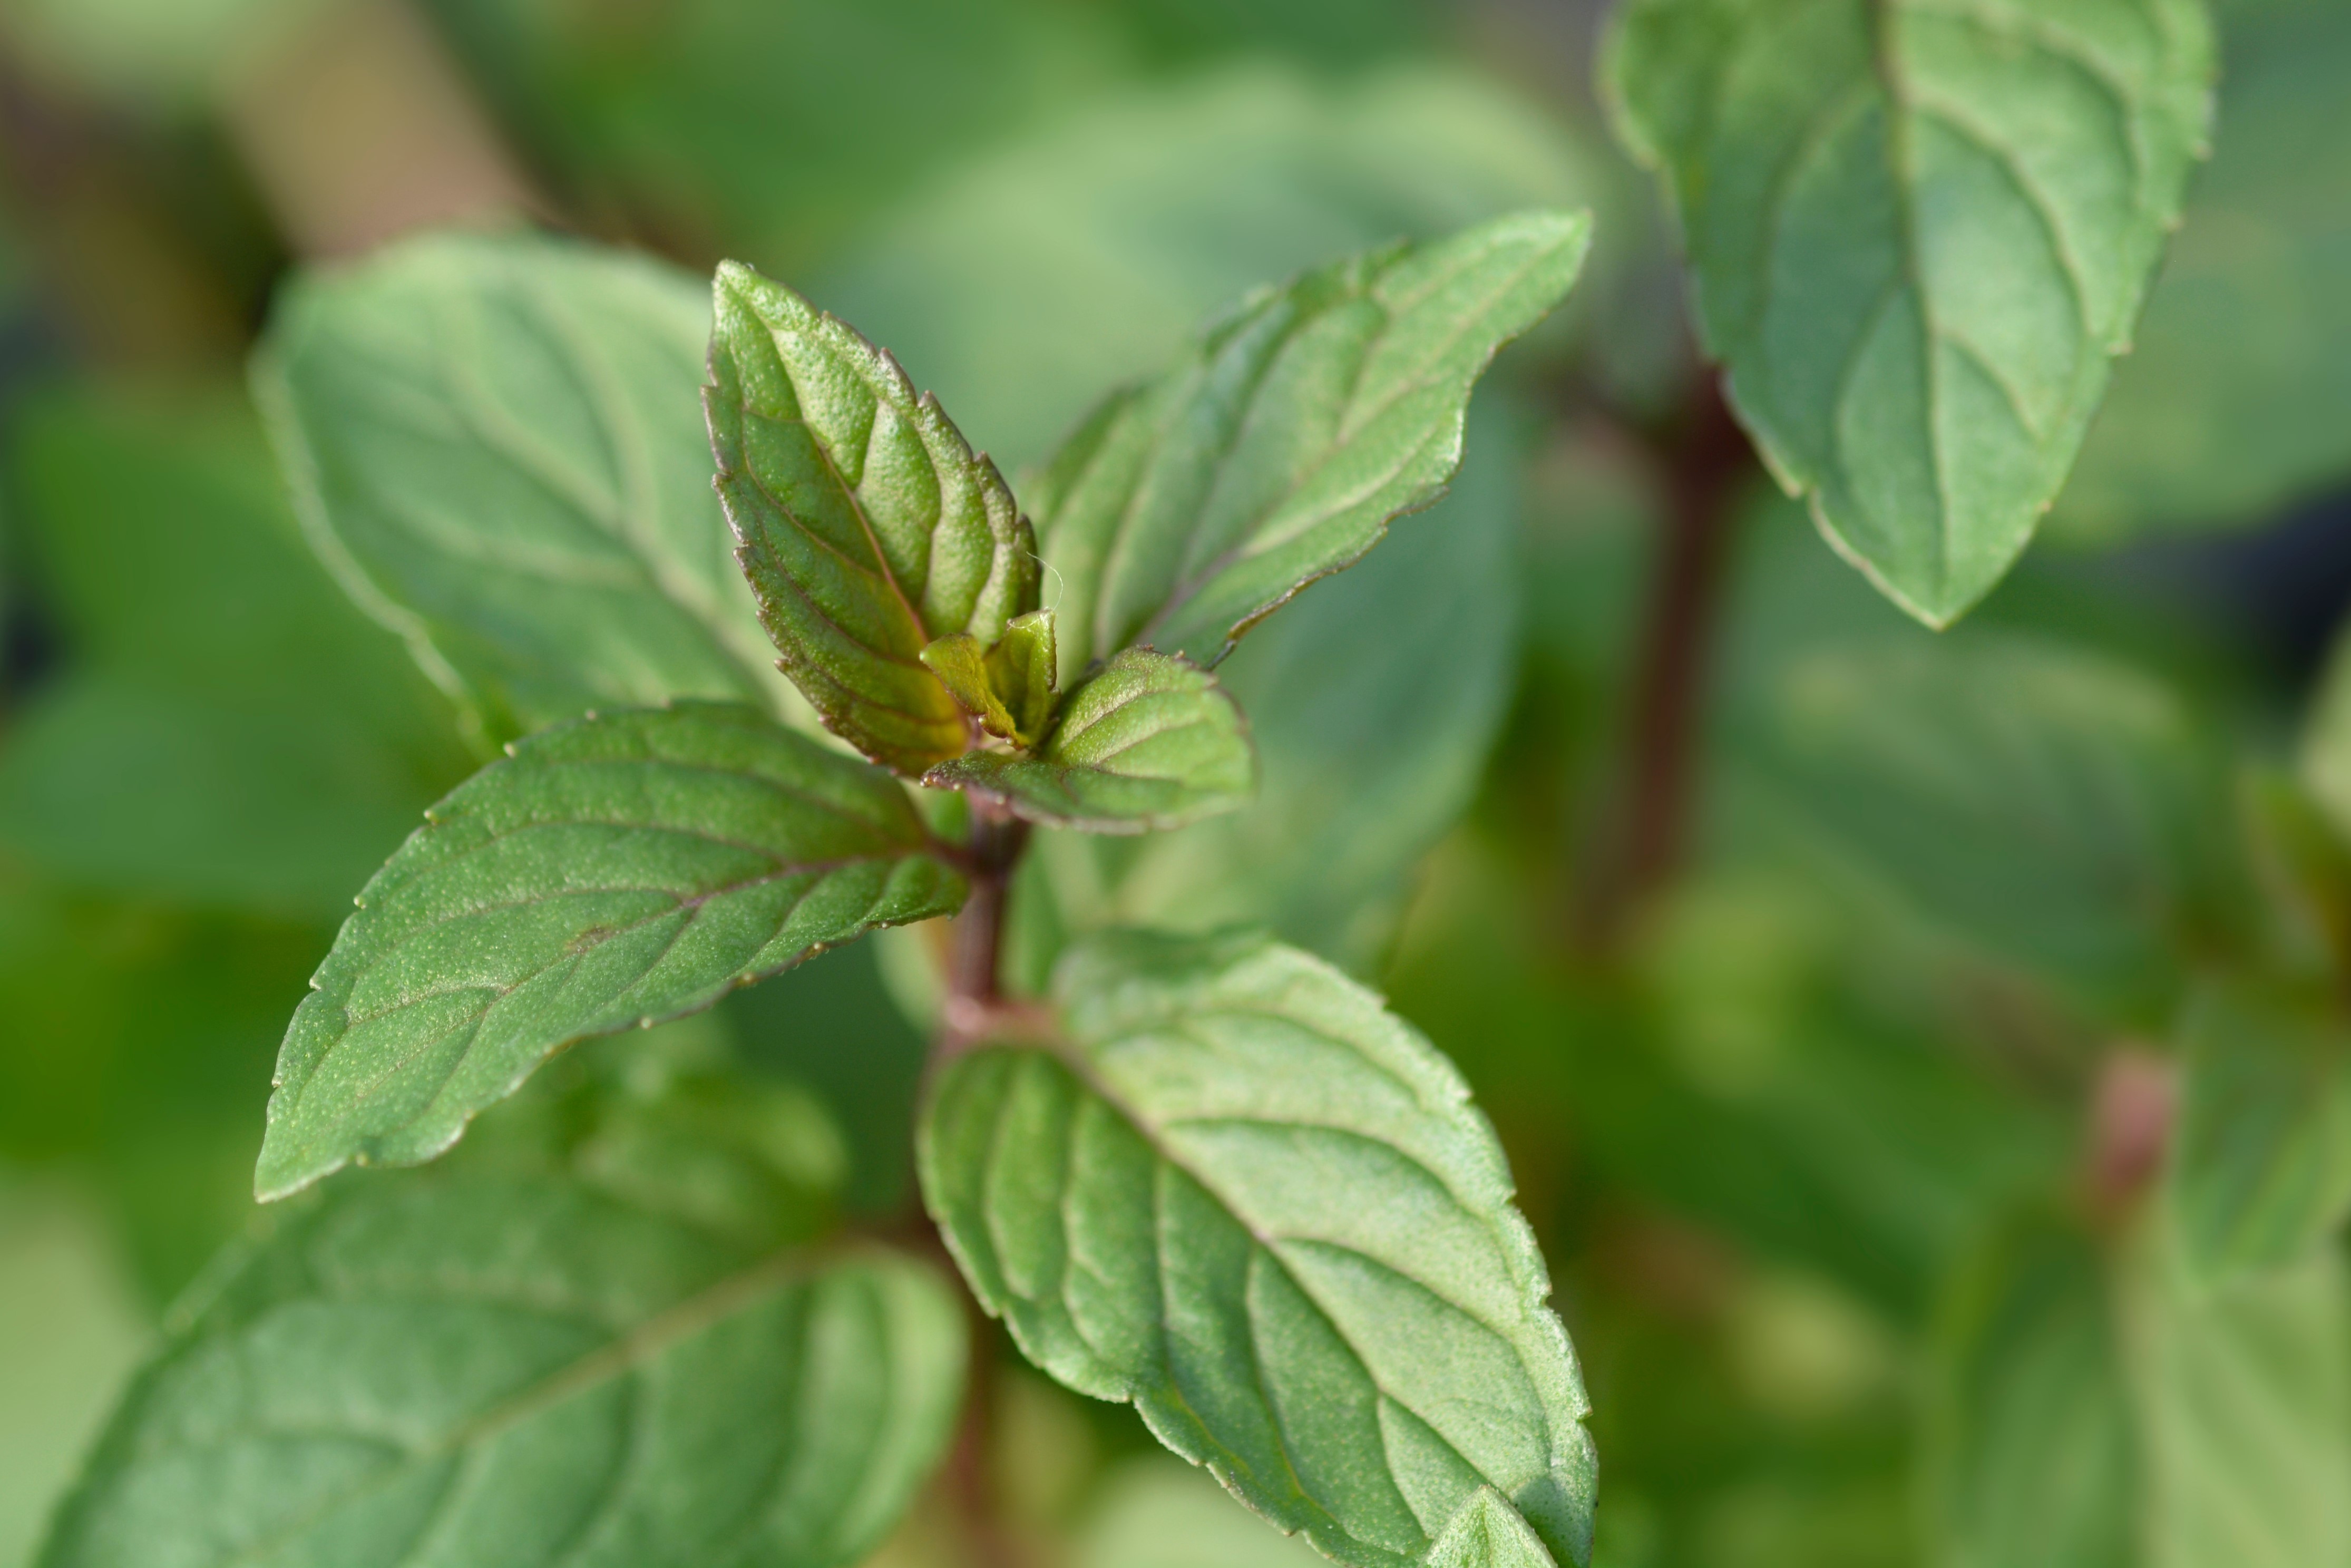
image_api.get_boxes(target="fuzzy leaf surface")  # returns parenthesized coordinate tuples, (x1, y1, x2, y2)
(919, 930, 1596, 1568)
(2165, 983, 2351, 1283)
(1425, 1490, 1559, 1568)
(41, 1077, 966, 1568)
(1030, 209, 1588, 675)
(256, 702, 964, 1200)
(254, 229, 789, 737)
(924, 649, 1254, 833)
(707, 261, 1039, 774)
(1607, 0, 2215, 625)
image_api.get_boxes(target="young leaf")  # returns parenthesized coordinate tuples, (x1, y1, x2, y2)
(253, 229, 792, 737)
(256, 702, 964, 1201)
(924, 649, 1255, 833)
(985, 610, 1060, 746)
(2165, 983, 2351, 1283)
(919, 930, 1596, 1568)
(1426, 1490, 1559, 1568)
(707, 260, 1040, 775)
(1031, 209, 1590, 676)
(40, 1087, 967, 1568)
(1606, 0, 2216, 626)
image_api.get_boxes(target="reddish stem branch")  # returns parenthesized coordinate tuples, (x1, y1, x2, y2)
(1580, 378, 1753, 943)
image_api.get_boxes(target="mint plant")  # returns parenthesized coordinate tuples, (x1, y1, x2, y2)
(28, 1, 2283, 1560)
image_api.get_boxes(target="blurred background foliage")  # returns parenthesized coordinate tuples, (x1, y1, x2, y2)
(1, 0, 2348, 1564)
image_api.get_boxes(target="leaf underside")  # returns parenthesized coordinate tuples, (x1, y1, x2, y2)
(1607, 0, 2215, 625)
(256, 702, 964, 1201)
(919, 929, 1596, 1568)
(707, 260, 1039, 775)
(1029, 208, 1590, 679)
(253, 229, 789, 736)
(41, 1109, 965, 1568)
(924, 648, 1255, 833)
(1426, 1489, 1560, 1568)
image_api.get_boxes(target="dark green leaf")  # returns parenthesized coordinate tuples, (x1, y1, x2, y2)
(2165, 982, 2351, 1282)
(1732, 629, 2241, 1024)
(2053, 1, 2351, 541)
(1607, 0, 2215, 625)
(1031, 209, 1589, 674)
(254, 229, 791, 738)
(919, 929, 1596, 1568)
(41, 1076, 966, 1568)
(0, 383, 467, 919)
(924, 649, 1254, 833)
(706, 260, 1039, 775)
(256, 702, 964, 1201)
(1426, 1490, 1559, 1568)
(1928, 1213, 2137, 1568)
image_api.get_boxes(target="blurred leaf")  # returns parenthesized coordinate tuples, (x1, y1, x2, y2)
(707, 260, 1038, 775)
(257, 703, 964, 1201)
(1607, 0, 2215, 625)
(2305, 628, 2351, 846)
(0, 874, 320, 1301)
(920, 929, 1596, 1568)
(1021, 402, 1524, 977)
(2127, 1235, 2351, 1568)
(2053, 2, 2351, 542)
(2164, 982, 2351, 1282)
(0, 383, 467, 919)
(422, 0, 1131, 271)
(827, 63, 1607, 469)
(0, 1181, 148, 1568)
(1075, 1457, 1324, 1568)
(1029, 209, 1589, 676)
(1730, 627, 2243, 1025)
(927, 649, 1253, 833)
(0, 0, 319, 101)
(41, 1069, 967, 1568)
(253, 228, 794, 740)
(1929, 1213, 2137, 1568)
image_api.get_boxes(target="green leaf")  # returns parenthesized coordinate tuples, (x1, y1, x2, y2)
(1075, 1457, 1326, 1568)
(2052, 1, 2351, 542)
(2129, 1234, 2351, 1568)
(924, 649, 1254, 833)
(919, 611, 1058, 748)
(253, 228, 793, 739)
(918, 929, 1596, 1568)
(1606, 0, 2215, 626)
(0, 383, 467, 920)
(1425, 1490, 1559, 1568)
(2305, 630, 2351, 849)
(40, 1078, 967, 1568)
(1019, 399, 1526, 979)
(706, 260, 1040, 775)
(255, 702, 964, 1201)
(1031, 209, 1589, 676)
(1928, 1213, 2137, 1568)
(2165, 982, 2351, 1282)
(1734, 629, 2242, 1024)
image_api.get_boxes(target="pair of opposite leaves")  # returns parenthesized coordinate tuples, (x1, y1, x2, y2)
(169, 207, 1601, 1568)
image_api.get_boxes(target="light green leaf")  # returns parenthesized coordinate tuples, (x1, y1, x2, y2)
(1735, 630, 2241, 1024)
(1031, 209, 1589, 675)
(2052, 1, 2351, 542)
(984, 611, 1060, 747)
(1928, 1213, 2137, 1568)
(919, 929, 1596, 1568)
(256, 702, 964, 1201)
(2165, 982, 2351, 1282)
(1426, 1489, 1559, 1568)
(40, 1078, 967, 1568)
(707, 260, 1040, 775)
(253, 228, 791, 740)
(2128, 1232, 2351, 1568)
(924, 649, 1254, 833)
(1606, 0, 2215, 625)
(1075, 1457, 1326, 1568)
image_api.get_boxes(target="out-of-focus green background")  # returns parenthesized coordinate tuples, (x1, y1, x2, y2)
(2, 0, 2347, 1564)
